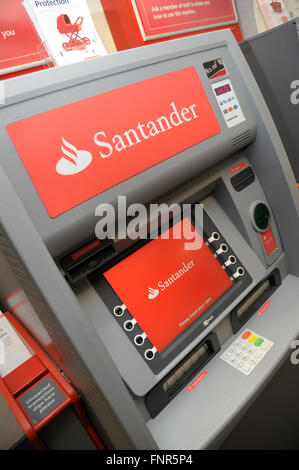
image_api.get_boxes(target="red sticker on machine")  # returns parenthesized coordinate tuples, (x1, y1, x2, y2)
(71, 239, 101, 261)
(6, 67, 220, 218)
(261, 228, 277, 256)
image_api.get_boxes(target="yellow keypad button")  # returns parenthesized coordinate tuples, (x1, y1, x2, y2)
(248, 334, 258, 343)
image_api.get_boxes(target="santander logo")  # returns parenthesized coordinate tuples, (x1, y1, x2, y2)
(148, 287, 159, 300)
(56, 138, 92, 176)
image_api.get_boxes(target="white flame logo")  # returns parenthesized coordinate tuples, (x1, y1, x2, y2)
(148, 287, 159, 300)
(56, 137, 92, 176)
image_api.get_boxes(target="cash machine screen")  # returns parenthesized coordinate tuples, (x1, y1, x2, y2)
(104, 218, 233, 352)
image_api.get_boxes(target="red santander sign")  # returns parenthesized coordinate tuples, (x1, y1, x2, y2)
(6, 66, 220, 218)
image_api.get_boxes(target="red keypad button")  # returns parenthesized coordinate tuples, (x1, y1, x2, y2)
(242, 330, 251, 340)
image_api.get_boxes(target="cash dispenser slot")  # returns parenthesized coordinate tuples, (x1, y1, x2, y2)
(145, 333, 220, 418)
(230, 269, 281, 333)
(60, 240, 117, 284)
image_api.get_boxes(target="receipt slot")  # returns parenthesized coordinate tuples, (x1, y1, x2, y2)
(0, 30, 299, 450)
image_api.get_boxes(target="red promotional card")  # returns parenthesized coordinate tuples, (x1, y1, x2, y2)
(104, 218, 233, 352)
(131, 0, 238, 40)
(6, 67, 220, 218)
(0, 0, 47, 74)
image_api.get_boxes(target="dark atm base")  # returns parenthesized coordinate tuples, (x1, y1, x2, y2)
(218, 353, 299, 450)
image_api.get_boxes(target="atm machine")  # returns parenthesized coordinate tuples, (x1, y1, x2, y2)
(241, 20, 299, 183)
(0, 29, 299, 450)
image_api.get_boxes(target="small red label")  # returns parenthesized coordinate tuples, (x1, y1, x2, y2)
(230, 162, 246, 174)
(187, 370, 208, 391)
(71, 239, 101, 261)
(261, 228, 277, 257)
(257, 300, 271, 318)
(6, 67, 220, 218)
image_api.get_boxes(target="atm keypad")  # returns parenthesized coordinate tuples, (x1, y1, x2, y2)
(220, 330, 274, 375)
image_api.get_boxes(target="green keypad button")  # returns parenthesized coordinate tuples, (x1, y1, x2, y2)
(254, 337, 264, 347)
